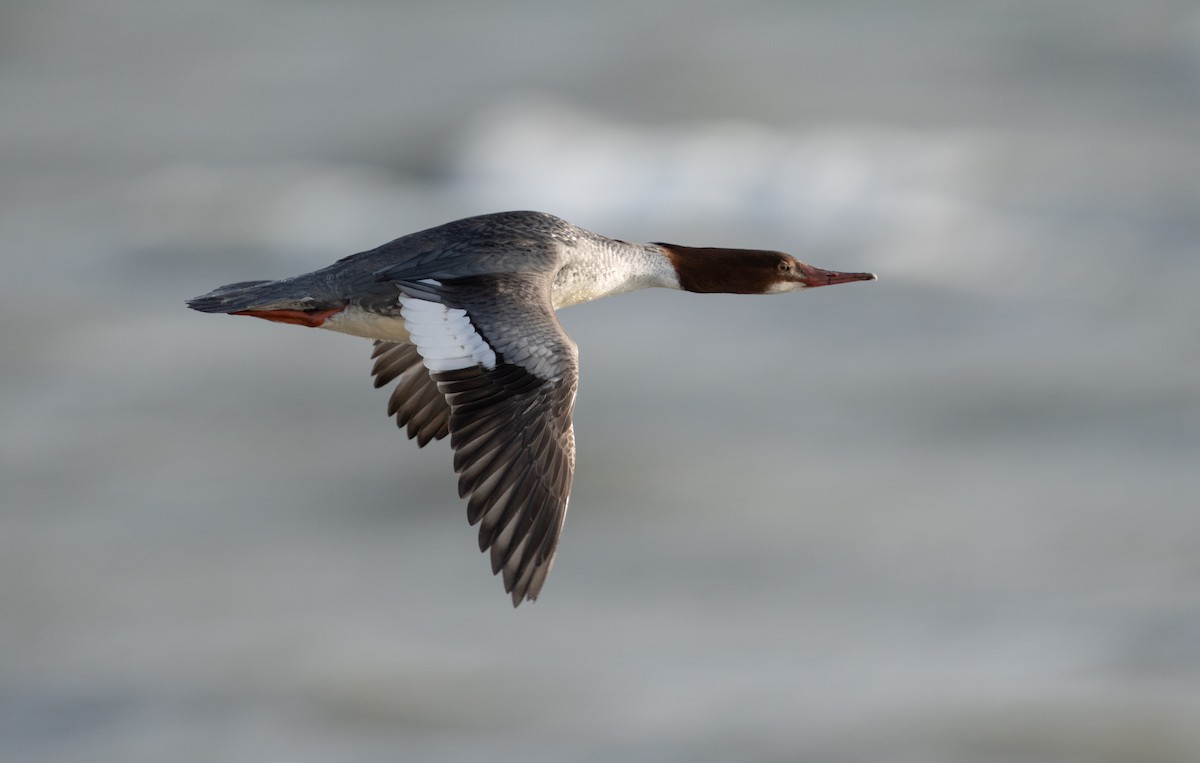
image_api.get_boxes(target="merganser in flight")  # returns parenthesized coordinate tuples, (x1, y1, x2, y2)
(188, 210, 875, 605)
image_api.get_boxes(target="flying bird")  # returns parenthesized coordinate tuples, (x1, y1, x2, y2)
(188, 211, 875, 605)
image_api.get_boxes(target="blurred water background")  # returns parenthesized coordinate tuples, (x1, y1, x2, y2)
(3, 1, 1200, 761)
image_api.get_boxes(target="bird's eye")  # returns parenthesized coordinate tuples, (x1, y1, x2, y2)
(777, 260, 793, 273)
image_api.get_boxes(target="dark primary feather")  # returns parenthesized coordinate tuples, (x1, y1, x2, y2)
(435, 362, 576, 605)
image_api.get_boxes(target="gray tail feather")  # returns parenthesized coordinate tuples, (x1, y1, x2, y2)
(187, 277, 345, 316)
(186, 280, 282, 311)
(187, 275, 348, 314)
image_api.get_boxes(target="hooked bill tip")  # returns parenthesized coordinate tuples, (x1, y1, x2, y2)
(797, 264, 878, 288)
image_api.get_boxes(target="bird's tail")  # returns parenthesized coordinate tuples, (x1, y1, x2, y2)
(187, 277, 342, 314)
(187, 280, 280, 314)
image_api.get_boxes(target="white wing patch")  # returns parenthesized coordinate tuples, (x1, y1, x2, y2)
(399, 287, 497, 373)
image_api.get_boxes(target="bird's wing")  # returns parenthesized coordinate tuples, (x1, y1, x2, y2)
(391, 274, 578, 606)
(370, 341, 451, 447)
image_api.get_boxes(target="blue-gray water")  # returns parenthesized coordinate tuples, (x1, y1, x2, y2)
(3, 2, 1199, 761)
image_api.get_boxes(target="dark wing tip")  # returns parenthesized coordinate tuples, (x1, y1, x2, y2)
(436, 361, 576, 609)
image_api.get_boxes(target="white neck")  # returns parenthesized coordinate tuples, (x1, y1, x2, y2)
(552, 239, 680, 309)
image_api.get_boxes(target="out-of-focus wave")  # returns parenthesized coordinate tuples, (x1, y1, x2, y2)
(452, 97, 991, 285)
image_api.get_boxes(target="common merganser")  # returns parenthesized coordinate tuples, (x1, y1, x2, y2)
(188, 210, 875, 605)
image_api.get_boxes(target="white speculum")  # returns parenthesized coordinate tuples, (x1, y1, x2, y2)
(399, 296, 497, 372)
